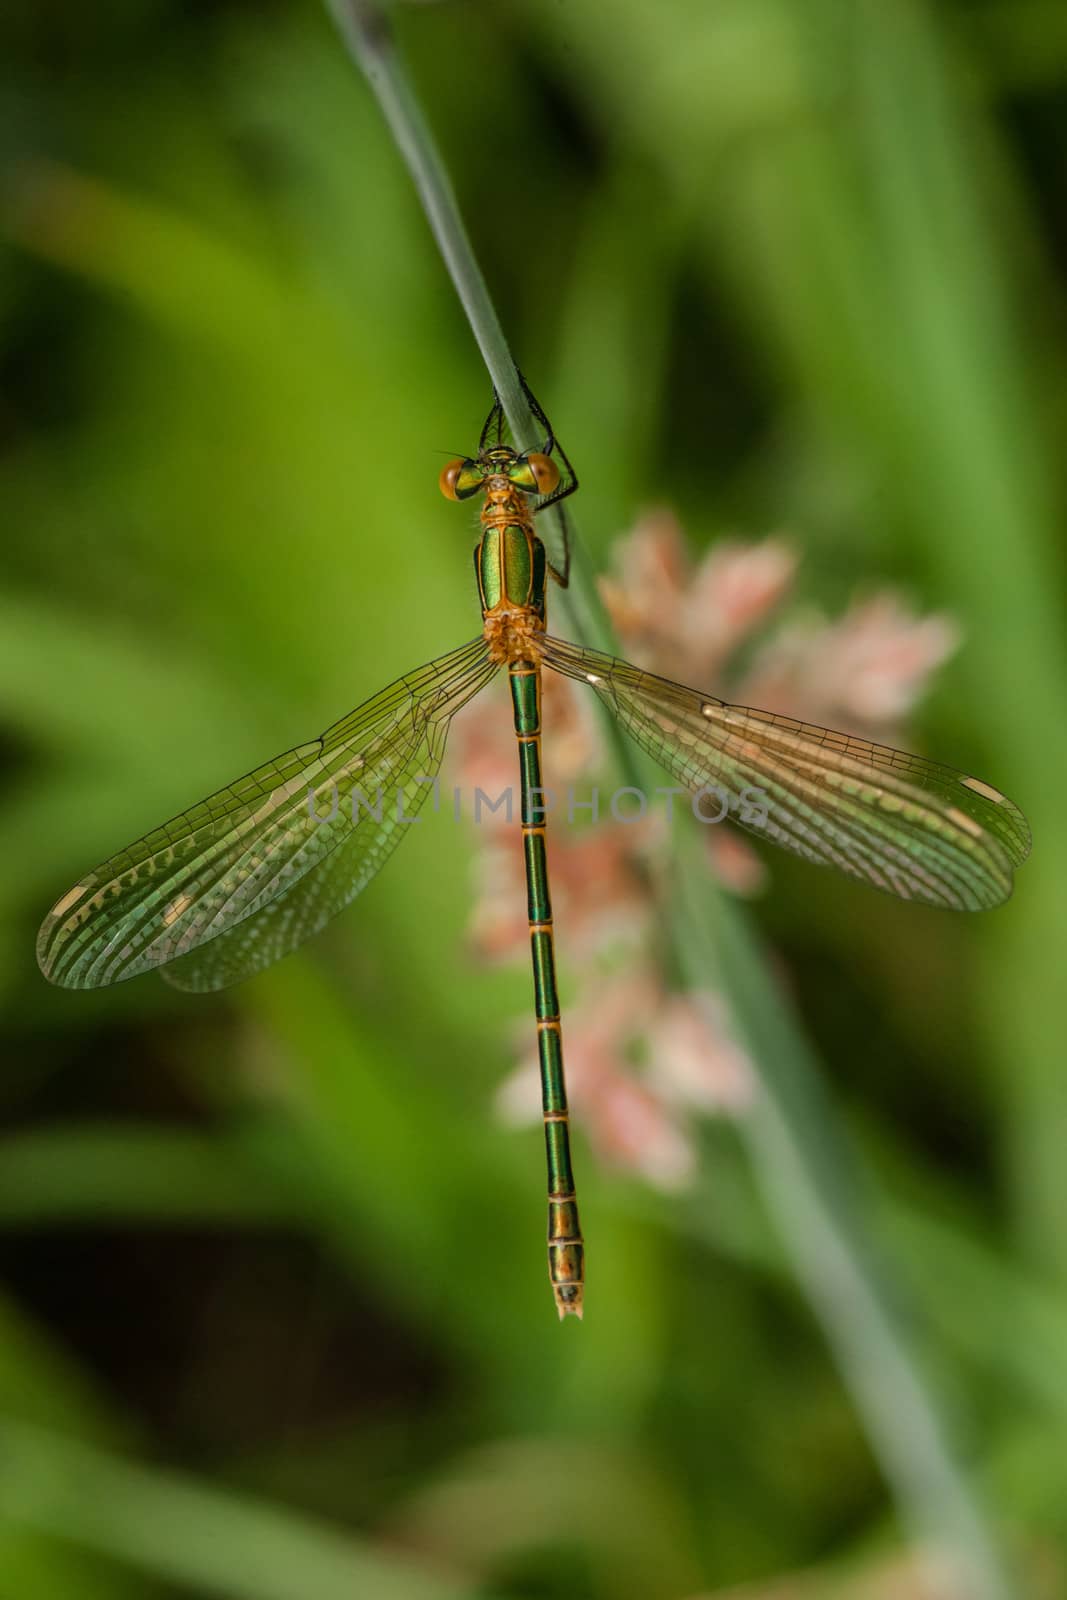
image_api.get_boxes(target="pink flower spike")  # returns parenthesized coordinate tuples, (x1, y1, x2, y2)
(598, 511, 694, 672)
(740, 595, 960, 733)
(468, 824, 654, 966)
(829, 597, 960, 724)
(599, 509, 690, 634)
(492, 967, 663, 1129)
(494, 972, 722, 1192)
(450, 688, 516, 830)
(589, 1073, 697, 1192)
(468, 841, 530, 962)
(600, 515, 798, 688)
(540, 662, 606, 784)
(684, 537, 797, 678)
(649, 992, 756, 1116)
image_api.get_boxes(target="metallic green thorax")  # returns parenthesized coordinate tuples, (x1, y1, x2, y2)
(509, 662, 584, 1318)
(476, 521, 547, 616)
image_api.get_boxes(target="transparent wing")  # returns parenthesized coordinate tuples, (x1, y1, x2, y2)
(161, 674, 482, 993)
(39, 638, 498, 989)
(542, 636, 1030, 911)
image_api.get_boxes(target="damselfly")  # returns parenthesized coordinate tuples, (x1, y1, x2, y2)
(38, 378, 1031, 1319)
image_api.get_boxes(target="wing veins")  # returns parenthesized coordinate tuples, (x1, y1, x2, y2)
(39, 638, 496, 987)
(542, 636, 1027, 911)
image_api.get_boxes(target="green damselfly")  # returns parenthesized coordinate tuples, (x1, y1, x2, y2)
(38, 379, 1031, 1318)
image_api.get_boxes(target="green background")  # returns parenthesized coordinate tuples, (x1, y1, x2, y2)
(2, 1, 1066, 1595)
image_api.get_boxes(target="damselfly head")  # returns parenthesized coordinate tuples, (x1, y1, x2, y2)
(439, 447, 560, 502)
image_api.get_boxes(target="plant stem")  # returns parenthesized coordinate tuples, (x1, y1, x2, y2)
(321, 0, 528, 435)
(321, 0, 609, 650)
(324, 3, 1018, 1593)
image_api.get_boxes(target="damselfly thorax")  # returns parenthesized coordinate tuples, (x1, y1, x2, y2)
(442, 447, 556, 666)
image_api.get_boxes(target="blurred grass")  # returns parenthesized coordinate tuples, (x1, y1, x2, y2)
(1, 0, 1065, 1596)
(0, 1416, 490, 1600)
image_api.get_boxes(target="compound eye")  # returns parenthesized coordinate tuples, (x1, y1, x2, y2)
(439, 458, 482, 501)
(510, 452, 560, 495)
